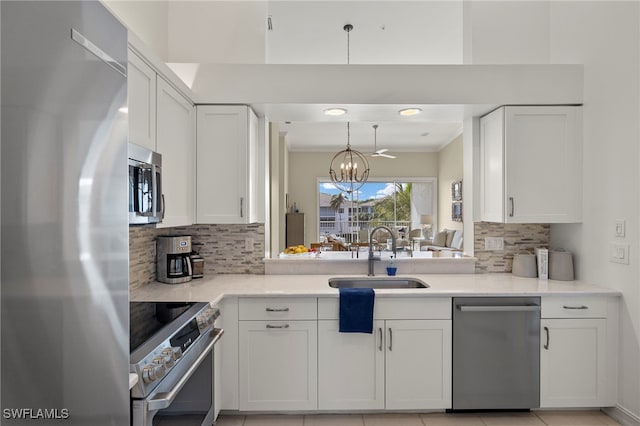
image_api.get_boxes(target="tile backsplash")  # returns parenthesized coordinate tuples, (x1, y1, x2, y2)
(129, 223, 265, 290)
(474, 222, 550, 273)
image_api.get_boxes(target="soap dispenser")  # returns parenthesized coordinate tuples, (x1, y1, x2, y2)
(386, 256, 397, 276)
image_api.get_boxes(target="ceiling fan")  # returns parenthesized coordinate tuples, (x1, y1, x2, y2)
(370, 124, 396, 159)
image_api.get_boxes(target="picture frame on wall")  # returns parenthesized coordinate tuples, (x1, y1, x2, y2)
(452, 180, 462, 201)
(452, 202, 463, 222)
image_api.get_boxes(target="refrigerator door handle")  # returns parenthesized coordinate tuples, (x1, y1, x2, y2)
(70, 29, 127, 77)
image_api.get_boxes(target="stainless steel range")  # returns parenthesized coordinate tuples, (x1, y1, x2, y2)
(130, 302, 223, 426)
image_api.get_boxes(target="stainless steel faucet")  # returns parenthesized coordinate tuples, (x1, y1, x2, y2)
(368, 226, 396, 276)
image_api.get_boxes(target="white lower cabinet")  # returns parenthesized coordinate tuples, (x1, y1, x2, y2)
(239, 317, 317, 411)
(385, 319, 452, 410)
(318, 320, 385, 410)
(540, 296, 617, 408)
(317, 298, 452, 411)
(540, 318, 607, 407)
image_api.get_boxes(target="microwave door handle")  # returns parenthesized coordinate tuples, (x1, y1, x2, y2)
(132, 167, 141, 213)
(161, 194, 166, 220)
(151, 164, 158, 219)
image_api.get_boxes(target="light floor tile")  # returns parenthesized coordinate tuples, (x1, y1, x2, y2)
(421, 412, 485, 425)
(215, 415, 246, 426)
(243, 414, 305, 426)
(304, 414, 365, 426)
(363, 413, 425, 426)
(535, 411, 621, 426)
(480, 412, 546, 426)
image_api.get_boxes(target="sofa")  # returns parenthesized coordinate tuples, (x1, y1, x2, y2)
(424, 229, 463, 252)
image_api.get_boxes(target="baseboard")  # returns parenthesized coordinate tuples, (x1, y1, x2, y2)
(604, 405, 640, 426)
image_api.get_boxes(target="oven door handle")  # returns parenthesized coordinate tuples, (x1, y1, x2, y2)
(147, 328, 223, 411)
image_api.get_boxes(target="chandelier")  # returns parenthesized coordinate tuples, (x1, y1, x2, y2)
(328, 24, 370, 193)
(329, 122, 370, 193)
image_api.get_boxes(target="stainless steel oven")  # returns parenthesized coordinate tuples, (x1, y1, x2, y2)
(130, 302, 223, 426)
(129, 142, 163, 224)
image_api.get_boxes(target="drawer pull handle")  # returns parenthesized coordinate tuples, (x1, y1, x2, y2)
(562, 305, 588, 310)
(388, 328, 393, 352)
(265, 308, 290, 312)
(378, 327, 383, 352)
(266, 324, 290, 329)
(544, 326, 550, 350)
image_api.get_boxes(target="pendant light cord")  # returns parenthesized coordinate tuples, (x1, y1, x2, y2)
(344, 24, 353, 65)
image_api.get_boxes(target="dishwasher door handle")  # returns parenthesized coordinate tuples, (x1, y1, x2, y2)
(457, 305, 541, 312)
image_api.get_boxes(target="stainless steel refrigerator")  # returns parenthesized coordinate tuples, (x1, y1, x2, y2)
(1, 2, 129, 424)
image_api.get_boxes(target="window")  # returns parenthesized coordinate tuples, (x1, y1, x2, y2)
(317, 178, 437, 243)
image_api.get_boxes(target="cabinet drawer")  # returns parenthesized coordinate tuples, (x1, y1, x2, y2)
(318, 297, 451, 320)
(239, 297, 316, 320)
(542, 296, 607, 318)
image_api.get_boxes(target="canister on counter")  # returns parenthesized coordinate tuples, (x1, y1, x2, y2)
(512, 252, 537, 278)
(549, 250, 574, 281)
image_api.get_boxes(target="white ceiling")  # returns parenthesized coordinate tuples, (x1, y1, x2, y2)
(266, 104, 467, 152)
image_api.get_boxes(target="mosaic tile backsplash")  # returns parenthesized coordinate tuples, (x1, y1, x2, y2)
(129, 223, 265, 290)
(474, 222, 550, 273)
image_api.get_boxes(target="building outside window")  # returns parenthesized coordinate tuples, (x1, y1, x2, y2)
(317, 178, 436, 243)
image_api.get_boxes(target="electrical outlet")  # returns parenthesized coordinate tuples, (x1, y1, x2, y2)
(615, 220, 626, 238)
(484, 237, 504, 251)
(245, 238, 254, 251)
(610, 243, 629, 264)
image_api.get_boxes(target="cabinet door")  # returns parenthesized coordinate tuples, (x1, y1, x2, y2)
(196, 105, 249, 224)
(504, 106, 582, 223)
(540, 318, 607, 407)
(156, 77, 195, 228)
(239, 320, 317, 411)
(479, 107, 505, 223)
(127, 50, 156, 151)
(317, 320, 385, 410)
(385, 320, 452, 410)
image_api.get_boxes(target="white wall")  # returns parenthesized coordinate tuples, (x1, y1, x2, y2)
(548, 3, 640, 419)
(286, 151, 438, 249)
(438, 134, 463, 233)
(266, 1, 463, 64)
(167, 1, 267, 63)
(469, 1, 640, 420)
(102, 0, 169, 61)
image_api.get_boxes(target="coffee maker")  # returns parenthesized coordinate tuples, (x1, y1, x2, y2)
(157, 235, 193, 284)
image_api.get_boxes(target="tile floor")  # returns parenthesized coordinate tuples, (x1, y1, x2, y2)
(211, 411, 620, 426)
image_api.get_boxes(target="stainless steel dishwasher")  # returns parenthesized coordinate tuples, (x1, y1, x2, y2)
(452, 297, 541, 410)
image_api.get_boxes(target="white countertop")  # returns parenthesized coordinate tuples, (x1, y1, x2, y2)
(130, 273, 621, 305)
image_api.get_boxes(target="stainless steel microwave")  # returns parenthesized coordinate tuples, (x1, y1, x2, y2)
(128, 143, 163, 225)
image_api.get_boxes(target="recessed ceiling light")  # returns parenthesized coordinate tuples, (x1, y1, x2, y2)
(118, 106, 128, 114)
(398, 108, 422, 117)
(324, 108, 347, 116)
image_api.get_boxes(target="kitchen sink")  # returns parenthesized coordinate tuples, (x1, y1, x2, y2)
(328, 277, 429, 289)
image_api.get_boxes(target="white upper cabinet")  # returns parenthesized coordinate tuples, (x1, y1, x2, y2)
(127, 50, 156, 151)
(479, 106, 582, 223)
(156, 77, 195, 228)
(196, 105, 262, 224)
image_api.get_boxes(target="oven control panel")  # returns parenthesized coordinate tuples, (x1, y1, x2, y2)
(130, 302, 219, 398)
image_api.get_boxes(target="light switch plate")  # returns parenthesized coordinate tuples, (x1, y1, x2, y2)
(610, 243, 630, 264)
(615, 220, 626, 238)
(245, 237, 254, 251)
(484, 237, 504, 251)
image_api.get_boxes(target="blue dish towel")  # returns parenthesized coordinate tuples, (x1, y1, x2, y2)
(339, 288, 375, 333)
